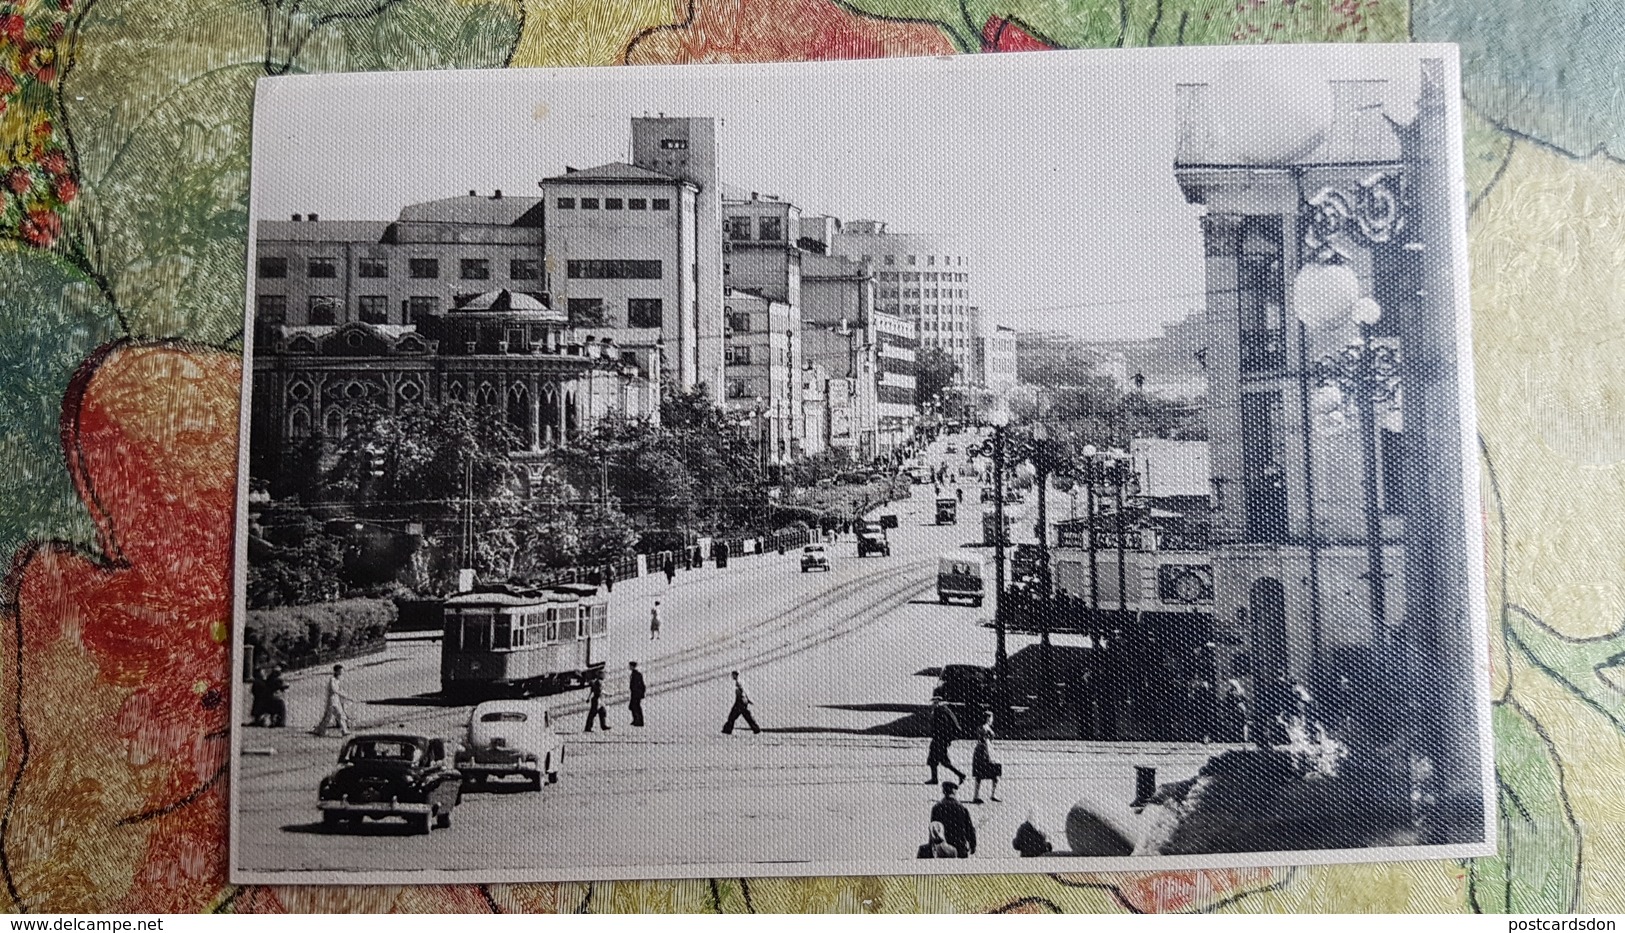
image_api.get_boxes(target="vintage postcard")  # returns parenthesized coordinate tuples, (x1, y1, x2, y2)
(230, 44, 1494, 884)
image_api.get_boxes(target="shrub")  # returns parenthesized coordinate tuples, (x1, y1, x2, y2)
(245, 598, 396, 672)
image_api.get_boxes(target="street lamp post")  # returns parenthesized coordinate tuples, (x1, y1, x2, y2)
(1081, 445, 1101, 620)
(989, 402, 1012, 731)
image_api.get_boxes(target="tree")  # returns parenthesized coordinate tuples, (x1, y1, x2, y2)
(914, 346, 960, 408)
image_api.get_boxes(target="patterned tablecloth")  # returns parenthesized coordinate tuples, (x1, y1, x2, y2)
(0, 0, 1614, 914)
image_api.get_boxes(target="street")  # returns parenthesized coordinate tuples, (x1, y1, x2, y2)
(234, 438, 1226, 881)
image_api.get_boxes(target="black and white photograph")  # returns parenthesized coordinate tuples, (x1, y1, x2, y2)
(230, 45, 1495, 883)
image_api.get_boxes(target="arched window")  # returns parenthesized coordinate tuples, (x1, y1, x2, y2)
(323, 407, 345, 439)
(477, 382, 499, 409)
(288, 408, 311, 439)
(539, 385, 559, 445)
(448, 380, 465, 403)
(507, 382, 532, 447)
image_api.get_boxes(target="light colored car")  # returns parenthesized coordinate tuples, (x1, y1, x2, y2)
(800, 543, 831, 572)
(455, 699, 563, 791)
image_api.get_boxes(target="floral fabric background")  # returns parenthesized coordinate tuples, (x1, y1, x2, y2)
(0, 0, 1614, 914)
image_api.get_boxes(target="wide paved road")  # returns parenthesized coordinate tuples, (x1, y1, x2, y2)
(234, 441, 1224, 881)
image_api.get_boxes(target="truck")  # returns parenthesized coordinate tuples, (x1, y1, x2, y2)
(856, 520, 892, 557)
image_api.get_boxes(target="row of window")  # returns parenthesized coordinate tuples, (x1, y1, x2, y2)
(556, 196, 672, 211)
(727, 216, 784, 242)
(564, 297, 663, 329)
(921, 320, 969, 331)
(884, 288, 967, 299)
(566, 259, 663, 280)
(259, 256, 544, 282)
(863, 254, 966, 268)
(723, 344, 790, 366)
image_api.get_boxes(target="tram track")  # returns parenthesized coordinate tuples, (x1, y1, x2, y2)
(346, 552, 942, 736)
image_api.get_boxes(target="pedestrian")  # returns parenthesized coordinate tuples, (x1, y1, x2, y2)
(928, 781, 976, 858)
(649, 601, 662, 640)
(969, 711, 1003, 803)
(663, 555, 677, 585)
(916, 821, 958, 859)
(602, 562, 615, 593)
(251, 666, 288, 728)
(628, 661, 646, 727)
(956, 486, 964, 503)
(721, 670, 760, 734)
(925, 696, 966, 784)
(313, 664, 352, 737)
(583, 676, 610, 732)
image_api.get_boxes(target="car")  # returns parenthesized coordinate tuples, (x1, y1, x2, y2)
(945, 444, 959, 454)
(800, 543, 831, 572)
(455, 699, 564, 791)
(317, 733, 462, 834)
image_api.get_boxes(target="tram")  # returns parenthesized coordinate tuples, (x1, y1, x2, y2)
(440, 583, 609, 698)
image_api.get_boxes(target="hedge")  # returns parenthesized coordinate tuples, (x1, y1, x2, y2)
(245, 598, 396, 673)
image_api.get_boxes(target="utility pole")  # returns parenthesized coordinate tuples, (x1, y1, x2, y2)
(991, 417, 1012, 731)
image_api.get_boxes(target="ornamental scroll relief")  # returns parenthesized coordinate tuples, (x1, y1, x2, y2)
(1301, 170, 1408, 262)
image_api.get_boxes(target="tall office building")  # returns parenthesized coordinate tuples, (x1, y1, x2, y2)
(827, 219, 976, 382)
(631, 117, 726, 401)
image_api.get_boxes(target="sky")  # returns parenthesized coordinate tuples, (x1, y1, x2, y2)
(253, 45, 1444, 341)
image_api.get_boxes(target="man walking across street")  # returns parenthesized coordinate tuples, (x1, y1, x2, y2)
(663, 555, 677, 585)
(926, 696, 966, 784)
(314, 664, 352, 737)
(721, 671, 760, 734)
(628, 661, 646, 727)
(583, 676, 610, 732)
(929, 782, 976, 858)
(650, 601, 662, 640)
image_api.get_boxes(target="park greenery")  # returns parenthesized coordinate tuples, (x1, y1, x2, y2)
(247, 386, 902, 607)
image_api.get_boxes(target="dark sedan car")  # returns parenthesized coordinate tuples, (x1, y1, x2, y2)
(317, 733, 462, 834)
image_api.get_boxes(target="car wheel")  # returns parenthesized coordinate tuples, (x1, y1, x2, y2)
(939, 594, 948, 604)
(322, 811, 343, 830)
(415, 810, 435, 835)
(529, 771, 544, 792)
(972, 597, 983, 607)
(436, 806, 453, 829)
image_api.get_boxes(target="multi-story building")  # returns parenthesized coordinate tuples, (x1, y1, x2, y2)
(1174, 76, 1410, 697)
(629, 116, 726, 401)
(250, 182, 676, 488)
(722, 190, 807, 456)
(872, 312, 919, 450)
(721, 290, 798, 465)
(799, 250, 882, 459)
(540, 163, 700, 389)
(827, 219, 977, 381)
(978, 323, 1019, 396)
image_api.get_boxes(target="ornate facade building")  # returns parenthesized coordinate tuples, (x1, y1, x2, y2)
(248, 204, 659, 487)
(1175, 76, 1414, 695)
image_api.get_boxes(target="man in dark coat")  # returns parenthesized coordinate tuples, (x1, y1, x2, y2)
(929, 782, 976, 858)
(721, 670, 760, 734)
(628, 661, 646, 727)
(663, 556, 677, 584)
(926, 697, 966, 784)
(583, 677, 609, 732)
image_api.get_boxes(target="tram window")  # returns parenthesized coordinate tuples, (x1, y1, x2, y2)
(493, 619, 512, 650)
(590, 606, 608, 635)
(443, 619, 461, 650)
(462, 612, 493, 651)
